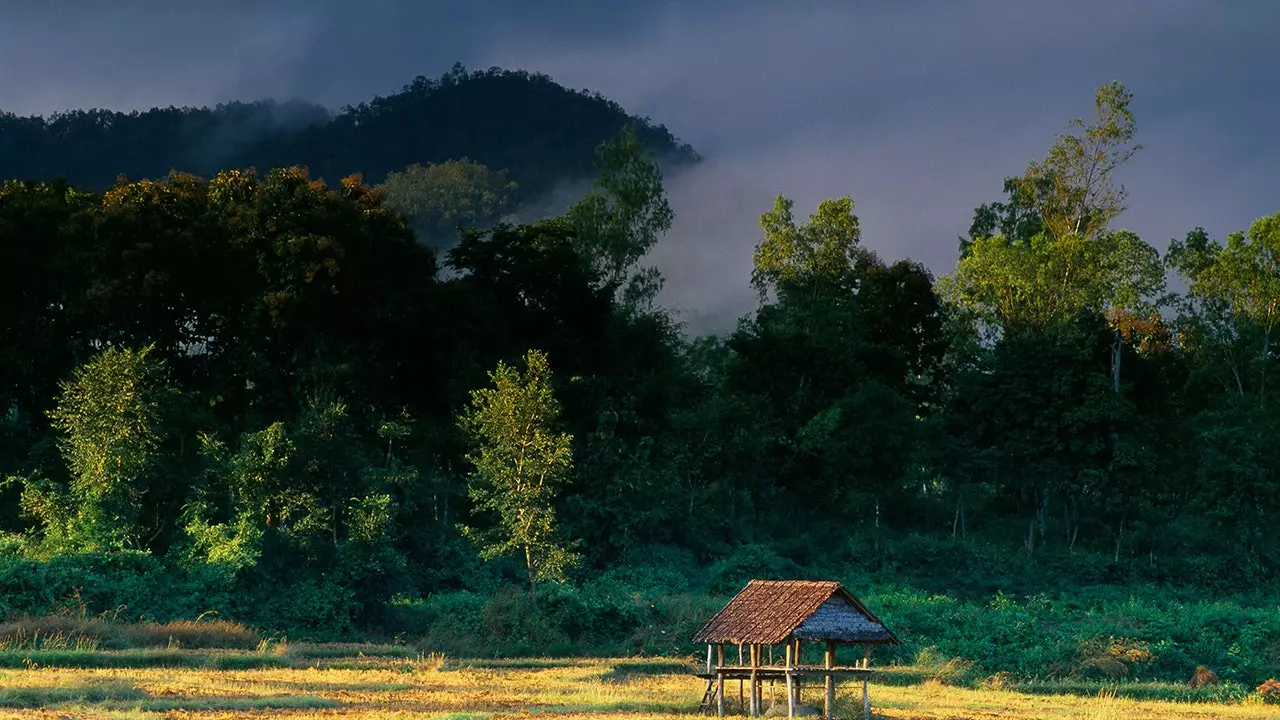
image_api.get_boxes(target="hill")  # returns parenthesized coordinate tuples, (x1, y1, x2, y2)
(0, 63, 698, 197)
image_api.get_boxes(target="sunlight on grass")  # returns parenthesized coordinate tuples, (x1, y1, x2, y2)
(0, 650, 1275, 719)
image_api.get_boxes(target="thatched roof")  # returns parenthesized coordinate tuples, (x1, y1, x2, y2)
(692, 580, 900, 646)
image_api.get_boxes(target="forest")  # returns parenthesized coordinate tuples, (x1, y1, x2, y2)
(1, 67, 1279, 683)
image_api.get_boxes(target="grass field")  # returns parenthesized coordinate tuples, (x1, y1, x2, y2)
(0, 650, 1277, 719)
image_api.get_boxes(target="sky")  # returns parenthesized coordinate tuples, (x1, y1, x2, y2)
(2, 1, 1278, 330)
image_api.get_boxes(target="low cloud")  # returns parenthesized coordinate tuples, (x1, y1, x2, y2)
(1, 1, 1277, 333)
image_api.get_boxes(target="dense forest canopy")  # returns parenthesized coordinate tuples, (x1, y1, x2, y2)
(0, 73, 1277, 649)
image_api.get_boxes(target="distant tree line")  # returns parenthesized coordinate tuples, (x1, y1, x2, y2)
(0, 78, 1276, 632)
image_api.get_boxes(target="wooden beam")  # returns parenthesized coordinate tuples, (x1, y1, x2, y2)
(862, 678, 870, 720)
(862, 643, 870, 669)
(707, 645, 713, 674)
(824, 642, 835, 720)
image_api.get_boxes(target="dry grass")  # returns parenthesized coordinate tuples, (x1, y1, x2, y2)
(0, 614, 261, 650)
(0, 652, 1273, 719)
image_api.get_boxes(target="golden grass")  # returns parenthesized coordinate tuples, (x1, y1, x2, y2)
(0, 653, 1274, 720)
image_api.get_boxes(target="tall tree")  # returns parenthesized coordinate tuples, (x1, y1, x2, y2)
(567, 126, 674, 308)
(34, 346, 177, 551)
(458, 349, 577, 604)
(1018, 80, 1141, 243)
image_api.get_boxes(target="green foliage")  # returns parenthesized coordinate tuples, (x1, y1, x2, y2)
(1016, 80, 1140, 243)
(2, 69, 1280, 685)
(36, 346, 177, 552)
(751, 194, 867, 299)
(567, 126, 674, 306)
(378, 159, 518, 250)
(459, 350, 578, 601)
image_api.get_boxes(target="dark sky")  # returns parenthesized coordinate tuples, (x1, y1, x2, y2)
(3, 1, 1278, 330)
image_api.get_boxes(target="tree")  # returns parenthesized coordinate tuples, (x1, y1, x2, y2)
(751, 194, 869, 300)
(458, 349, 577, 604)
(378, 159, 518, 251)
(1170, 214, 1280, 364)
(567, 126, 674, 308)
(1017, 80, 1141, 243)
(37, 346, 177, 551)
(944, 82, 1161, 391)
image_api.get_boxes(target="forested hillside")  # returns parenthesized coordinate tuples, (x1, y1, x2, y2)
(0, 64, 696, 247)
(0, 76, 1277, 680)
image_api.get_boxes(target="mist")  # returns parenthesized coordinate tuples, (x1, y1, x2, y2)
(3, 1, 1278, 333)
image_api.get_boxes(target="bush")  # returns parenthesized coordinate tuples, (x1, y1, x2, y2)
(1257, 678, 1280, 704)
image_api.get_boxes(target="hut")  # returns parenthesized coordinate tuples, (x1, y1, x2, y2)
(692, 580, 900, 720)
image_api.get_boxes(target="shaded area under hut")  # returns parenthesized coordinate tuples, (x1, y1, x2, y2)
(692, 580, 900, 720)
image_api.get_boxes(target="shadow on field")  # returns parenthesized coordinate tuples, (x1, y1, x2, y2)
(865, 668, 1252, 705)
(0, 679, 144, 708)
(1007, 680, 1250, 704)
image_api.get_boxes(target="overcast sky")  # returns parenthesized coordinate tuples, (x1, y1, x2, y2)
(2, 1, 1277, 330)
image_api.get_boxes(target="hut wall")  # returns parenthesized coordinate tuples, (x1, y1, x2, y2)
(792, 596, 893, 643)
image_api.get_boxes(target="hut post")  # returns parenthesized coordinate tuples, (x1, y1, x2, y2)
(717, 664, 725, 717)
(707, 645, 713, 674)
(793, 639, 802, 705)
(823, 641, 835, 720)
(738, 644, 745, 712)
(716, 644, 726, 716)
(749, 643, 760, 717)
(862, 677, 870, 720)
(862, 643, 870, 669)
(785, 642, 795, 719)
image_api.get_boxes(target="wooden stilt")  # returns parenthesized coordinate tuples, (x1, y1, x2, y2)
(785, 644, 795, 719)
(707, 645, 713, 674)
(750, 644, 759, 718)
(824, 642, 835, 720)
(717, 671, 725, 717)
(862, 678, 870, 720)
(738, 644, 744, 713)
(793, 640, 802, 706)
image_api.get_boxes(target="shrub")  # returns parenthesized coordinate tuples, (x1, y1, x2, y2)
(1257, 678, 1280, 704)
(1189, 665, 1219, 688)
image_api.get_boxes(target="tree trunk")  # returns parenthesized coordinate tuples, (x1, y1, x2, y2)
(1114, 518, 1124, 563)
(525, 544, 538, 608)
(1111, 329, 1122, 394)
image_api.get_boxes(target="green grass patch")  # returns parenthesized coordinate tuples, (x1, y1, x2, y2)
(289, 643, 418, 659)
(0, 648, 292, 669)
(1011, 679, 1253, 704)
